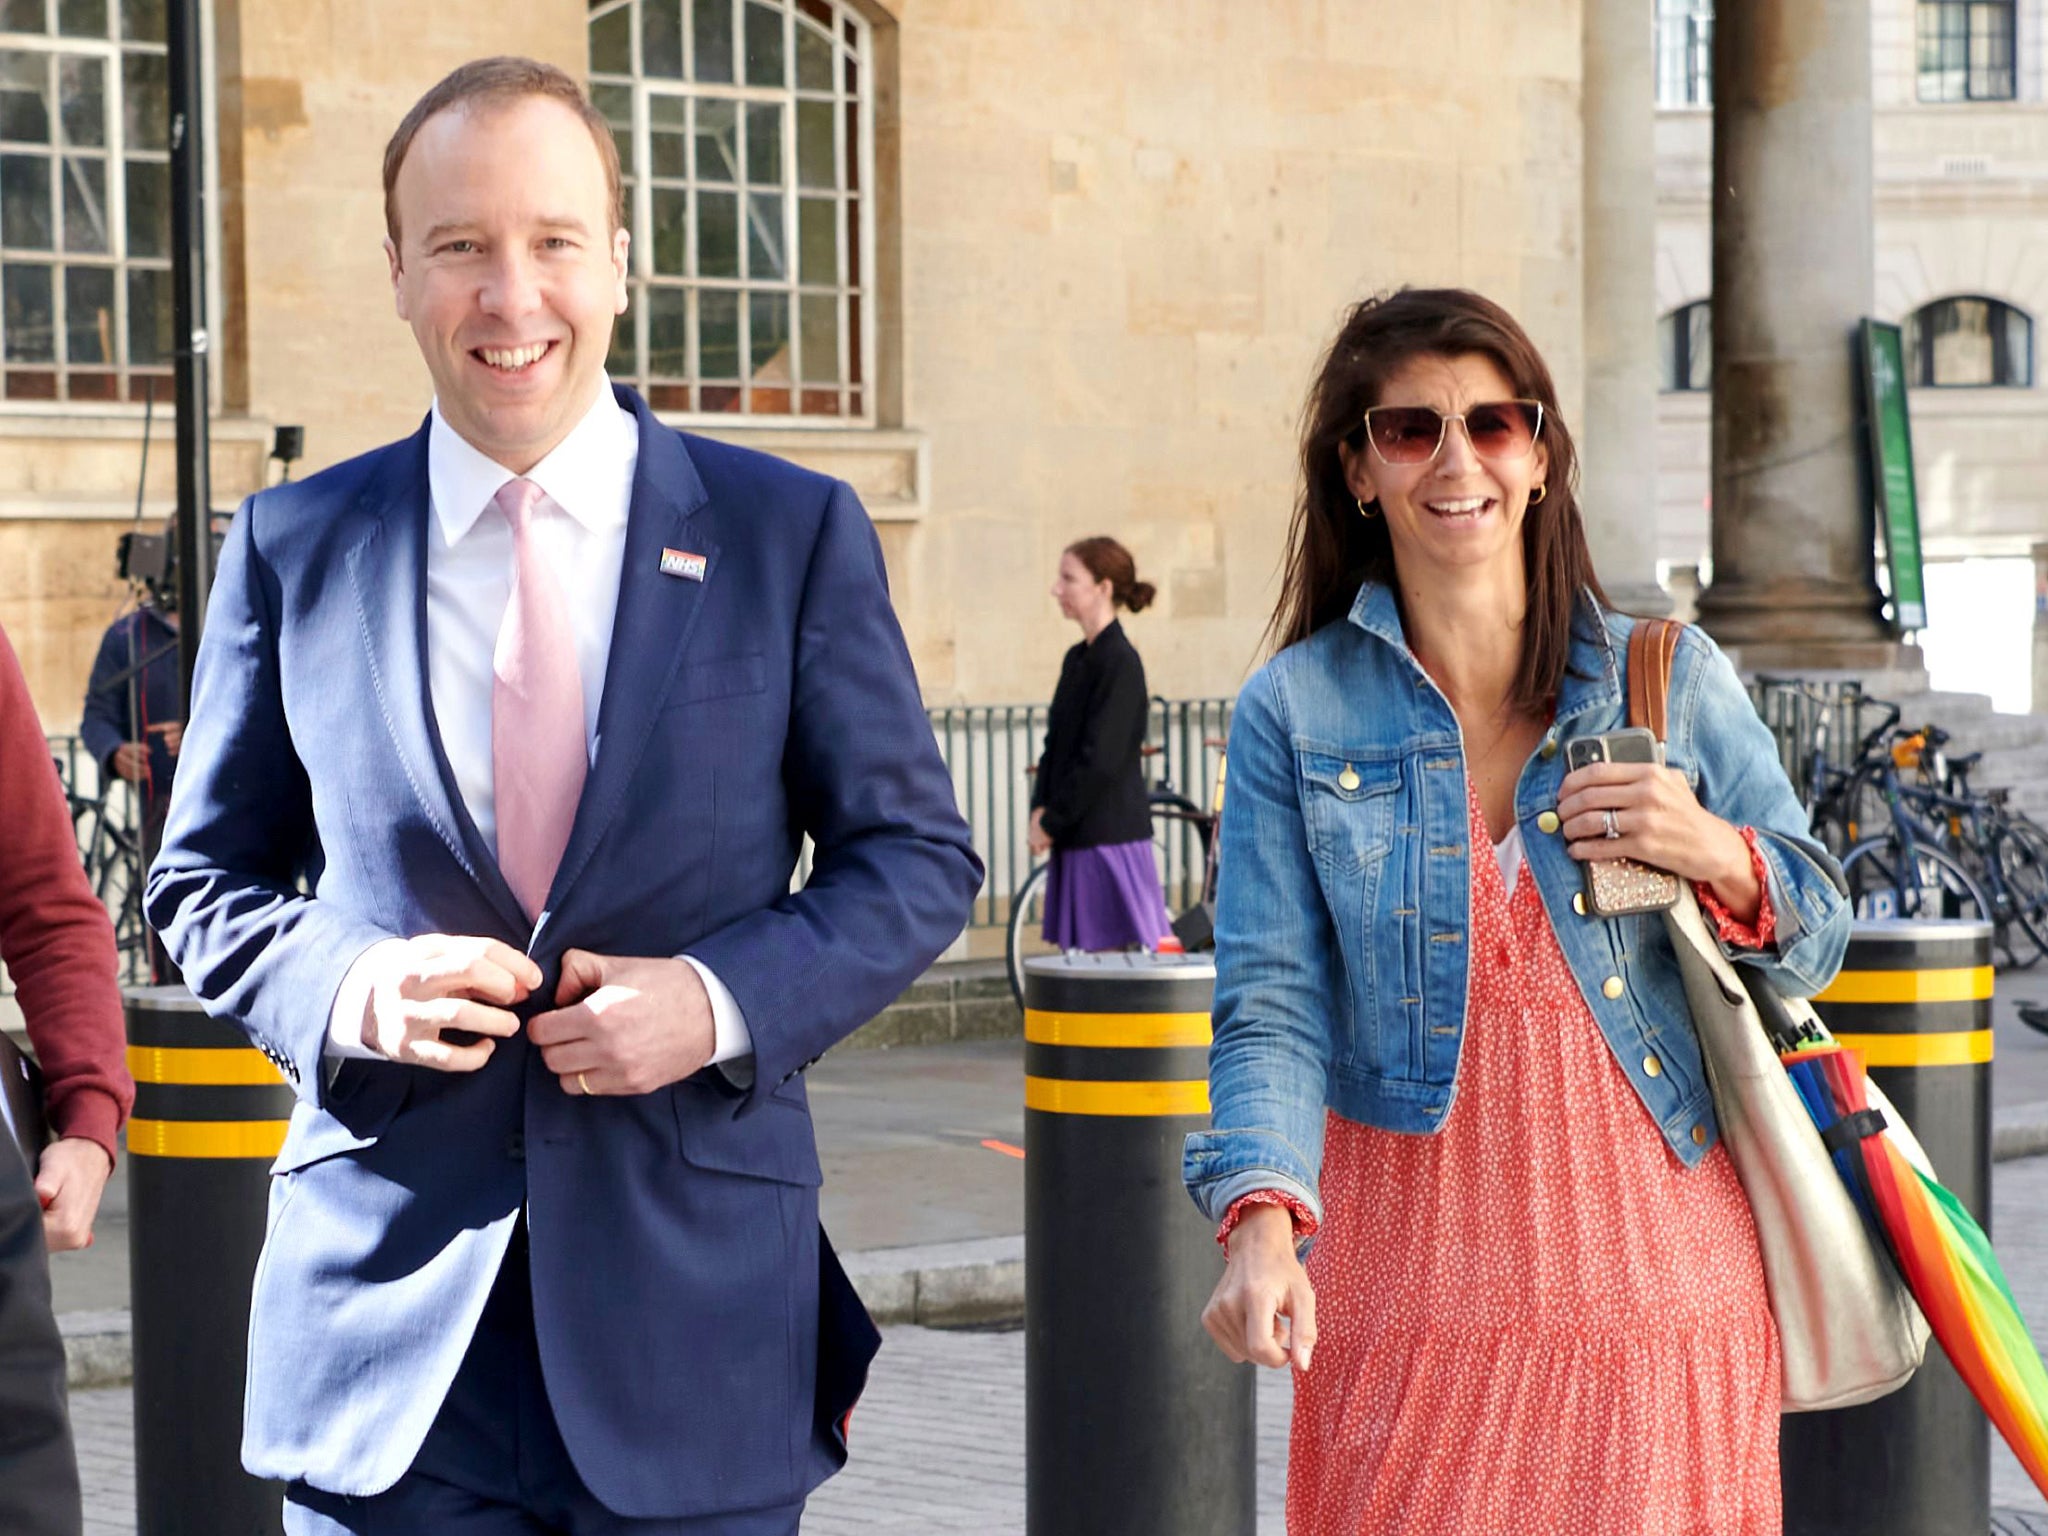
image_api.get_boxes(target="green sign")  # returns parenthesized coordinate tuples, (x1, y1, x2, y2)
(1861, 319, 1927, 632)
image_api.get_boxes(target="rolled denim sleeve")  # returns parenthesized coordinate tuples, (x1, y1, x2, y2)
(1182, 663, 1336, 1232)
(1674, 629, 1851, 997)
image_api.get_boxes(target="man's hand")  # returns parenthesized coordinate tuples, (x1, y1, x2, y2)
(110, 742, 150, 783)
(1202, 1204, 1316, 1372)
(361, 935, 541, 1071)
(35, 1137, 113, 1252)
(147, 719, 184, 756)
(527, 951, 716, 1098)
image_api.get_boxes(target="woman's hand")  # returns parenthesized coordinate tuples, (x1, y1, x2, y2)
(1202, 1204, 1316, 1372)
(1027, 807, 1052, 857)
(1557, 761, 1760, 922)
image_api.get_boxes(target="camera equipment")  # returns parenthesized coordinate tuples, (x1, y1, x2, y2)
(271, 425, 304, 482)
(116, 515, 228, 613)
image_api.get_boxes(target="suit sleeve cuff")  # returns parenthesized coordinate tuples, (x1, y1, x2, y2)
(682, 955, 753, 1068)
(326, 938, 405, 1063)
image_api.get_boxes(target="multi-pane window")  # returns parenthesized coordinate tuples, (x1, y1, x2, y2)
(589, 0, 871, 421)
(1655, 0, 1714, 108)
(1904, 296, 2033, 386)
(1658, 301, 1711, 392)
(0, 0, 170, 403)
(1918, 2, 2017, 102)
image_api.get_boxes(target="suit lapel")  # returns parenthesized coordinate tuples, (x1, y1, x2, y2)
(545, 392, 715, 916)
(343, 418, 529, 934)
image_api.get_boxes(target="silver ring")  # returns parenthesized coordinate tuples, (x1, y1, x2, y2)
(1602, 809, 1621, 840)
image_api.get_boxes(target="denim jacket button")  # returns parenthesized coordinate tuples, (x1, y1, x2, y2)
(1692, 1123, 1708, 1146)
(1540, 738, 1559, 760)
(1338, 765, 1361, 791)
(1537, 810, 1561, 835)
(1642, 1054, 1662, 1078)
(1601, 975, 1624, 999)
(1571, 892, 1587, 917)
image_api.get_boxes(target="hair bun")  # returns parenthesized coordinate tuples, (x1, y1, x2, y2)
(1123, 580, 1157, 614)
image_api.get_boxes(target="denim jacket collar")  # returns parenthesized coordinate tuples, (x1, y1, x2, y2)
(1344, 576, 1625, 729)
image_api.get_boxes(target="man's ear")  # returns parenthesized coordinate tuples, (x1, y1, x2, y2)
(611, 227, 631, 315)
(385, 236, 409, 321)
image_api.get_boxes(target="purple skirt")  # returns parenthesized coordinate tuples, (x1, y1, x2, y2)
(1041, 839, 1173, 951)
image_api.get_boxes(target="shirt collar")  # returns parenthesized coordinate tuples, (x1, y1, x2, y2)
(427, 376, 637, 545)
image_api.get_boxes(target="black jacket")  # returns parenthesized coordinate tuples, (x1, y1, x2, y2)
(1031, 620, 1153, 849)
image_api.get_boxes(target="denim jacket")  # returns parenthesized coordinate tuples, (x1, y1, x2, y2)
(1182, 581, 1850, 1230)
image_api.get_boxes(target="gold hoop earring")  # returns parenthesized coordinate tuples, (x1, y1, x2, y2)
(1355, 496, 1380, 521)
(1528, 484, 1547, 506)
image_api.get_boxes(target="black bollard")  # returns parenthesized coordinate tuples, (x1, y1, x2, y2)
(125, 986, 288, 1536)
(1023, 953, 1254, 1536)
(1782, 919, 1994, 1536)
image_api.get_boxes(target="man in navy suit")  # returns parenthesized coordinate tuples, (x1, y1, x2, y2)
(147, 56, 980, 1534)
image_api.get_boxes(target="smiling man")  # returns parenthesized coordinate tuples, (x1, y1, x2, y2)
(146, 57, 980, 1536)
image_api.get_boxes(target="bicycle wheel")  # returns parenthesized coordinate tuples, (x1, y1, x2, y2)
(1997, 819, 2048, 963)
(1006, 862, 1055, 1011)
(1840, 833, 1992, 926)
(1148, 790, 1205, 918)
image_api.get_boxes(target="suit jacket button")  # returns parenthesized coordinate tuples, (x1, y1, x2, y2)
(505, 1133, 525, 1161)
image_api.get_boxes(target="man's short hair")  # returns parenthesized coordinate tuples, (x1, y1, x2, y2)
(382, 56, 624, 247)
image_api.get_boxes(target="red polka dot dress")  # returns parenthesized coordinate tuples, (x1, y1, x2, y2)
(1285, 784, 1782, 1535)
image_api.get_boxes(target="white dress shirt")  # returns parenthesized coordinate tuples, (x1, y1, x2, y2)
(327, 378, 751, 1067)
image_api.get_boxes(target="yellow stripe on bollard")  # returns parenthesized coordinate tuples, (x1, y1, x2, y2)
(126, 1118, 289, 1159)
(1831, 1030, 1994, 1068)
(1023, 1010, 1213, 1049)
(1023, 1077, 1211, 1117)
(126, 1045, 285, 1086)
(1815, 966, 1995, 1004)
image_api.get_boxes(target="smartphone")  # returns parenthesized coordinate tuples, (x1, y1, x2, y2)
(1562, 729, 1680, 916)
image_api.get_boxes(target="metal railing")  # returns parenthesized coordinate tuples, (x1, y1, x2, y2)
(930, 696, 1232, 930)
(1745, 677, 1868, 809)
(45, 734, 152, 987)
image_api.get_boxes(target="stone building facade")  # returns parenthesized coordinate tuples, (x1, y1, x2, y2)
(1654, 0, 2048, 707)
(1, 0, 1587, 728)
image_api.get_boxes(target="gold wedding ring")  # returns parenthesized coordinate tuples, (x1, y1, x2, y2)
(577, 1071, 592, 1096)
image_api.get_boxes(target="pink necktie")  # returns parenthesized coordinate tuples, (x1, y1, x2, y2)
(491, 478, 587, 921)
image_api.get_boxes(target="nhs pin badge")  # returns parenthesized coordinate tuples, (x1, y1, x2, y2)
(660, 548, 707, 582)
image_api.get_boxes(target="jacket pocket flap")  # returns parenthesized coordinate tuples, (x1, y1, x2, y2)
(272, 1067, 408, 1174)
(667, 654, 770, 707)
(673, 1081, 824, 1185)
(1299, 753, 1400, 802)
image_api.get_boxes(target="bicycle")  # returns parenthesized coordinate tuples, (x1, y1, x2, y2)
(56, 757, 151, 985)
(1005, 744, 1224, 1011)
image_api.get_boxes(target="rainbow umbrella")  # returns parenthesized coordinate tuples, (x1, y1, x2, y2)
(1781, 1041, 2048, 1498)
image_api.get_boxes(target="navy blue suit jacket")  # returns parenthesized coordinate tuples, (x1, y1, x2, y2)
(145, 386, 982, 1516)
(80, 605, 181, 809)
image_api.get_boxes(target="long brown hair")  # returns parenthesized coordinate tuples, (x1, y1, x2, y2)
(1066, 536, 1157, 613)
(1269, 288, 1609, 717)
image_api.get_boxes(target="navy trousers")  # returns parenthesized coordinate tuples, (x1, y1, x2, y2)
(0, 1138, 79, 1536)
(284, 1225, 804, 1536)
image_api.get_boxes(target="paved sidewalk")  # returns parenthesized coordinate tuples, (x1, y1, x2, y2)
(69, 1155, 2048, 1532)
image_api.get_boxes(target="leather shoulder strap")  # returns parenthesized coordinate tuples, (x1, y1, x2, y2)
(1627, 618, 1684, 744)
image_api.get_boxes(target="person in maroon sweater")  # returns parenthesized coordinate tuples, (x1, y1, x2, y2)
(0, 618, 133, 1536)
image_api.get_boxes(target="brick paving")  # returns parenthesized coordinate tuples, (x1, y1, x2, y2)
(64, 1156, 2048, 1532)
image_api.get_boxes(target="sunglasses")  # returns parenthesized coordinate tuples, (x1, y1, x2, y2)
(1359, 399, 1544, 465)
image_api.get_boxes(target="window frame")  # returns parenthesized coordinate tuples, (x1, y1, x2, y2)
(1903, 295, 2034, 389)
(1658, 299, 1712, 394)
(1654, 0, 1714, 110)
(1916, 0, 2018, 104)
(0, 0, 221, 418)
(590, 0, 878, 429)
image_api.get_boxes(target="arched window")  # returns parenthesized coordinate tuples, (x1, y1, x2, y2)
(1903, 296, 2033, 388)
(589, 0, 873, 420)
(1658, 300, 1711, 392)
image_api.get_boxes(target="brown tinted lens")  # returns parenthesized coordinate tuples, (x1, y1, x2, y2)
(1464, 401, 1539, 459)
(1365, 406, 1444, 463)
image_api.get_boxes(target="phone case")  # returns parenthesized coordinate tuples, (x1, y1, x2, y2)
(1586, 855, 1681, 917)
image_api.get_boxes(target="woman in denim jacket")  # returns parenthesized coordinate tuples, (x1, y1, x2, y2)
(1184, 289, 1848, 1534)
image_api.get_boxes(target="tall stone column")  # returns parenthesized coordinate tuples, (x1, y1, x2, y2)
(1695, 0, 1900, 669)
(1579, 0, 1664, 615)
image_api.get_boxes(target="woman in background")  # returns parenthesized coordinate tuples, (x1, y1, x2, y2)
(1029, 537, 1174, 953)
